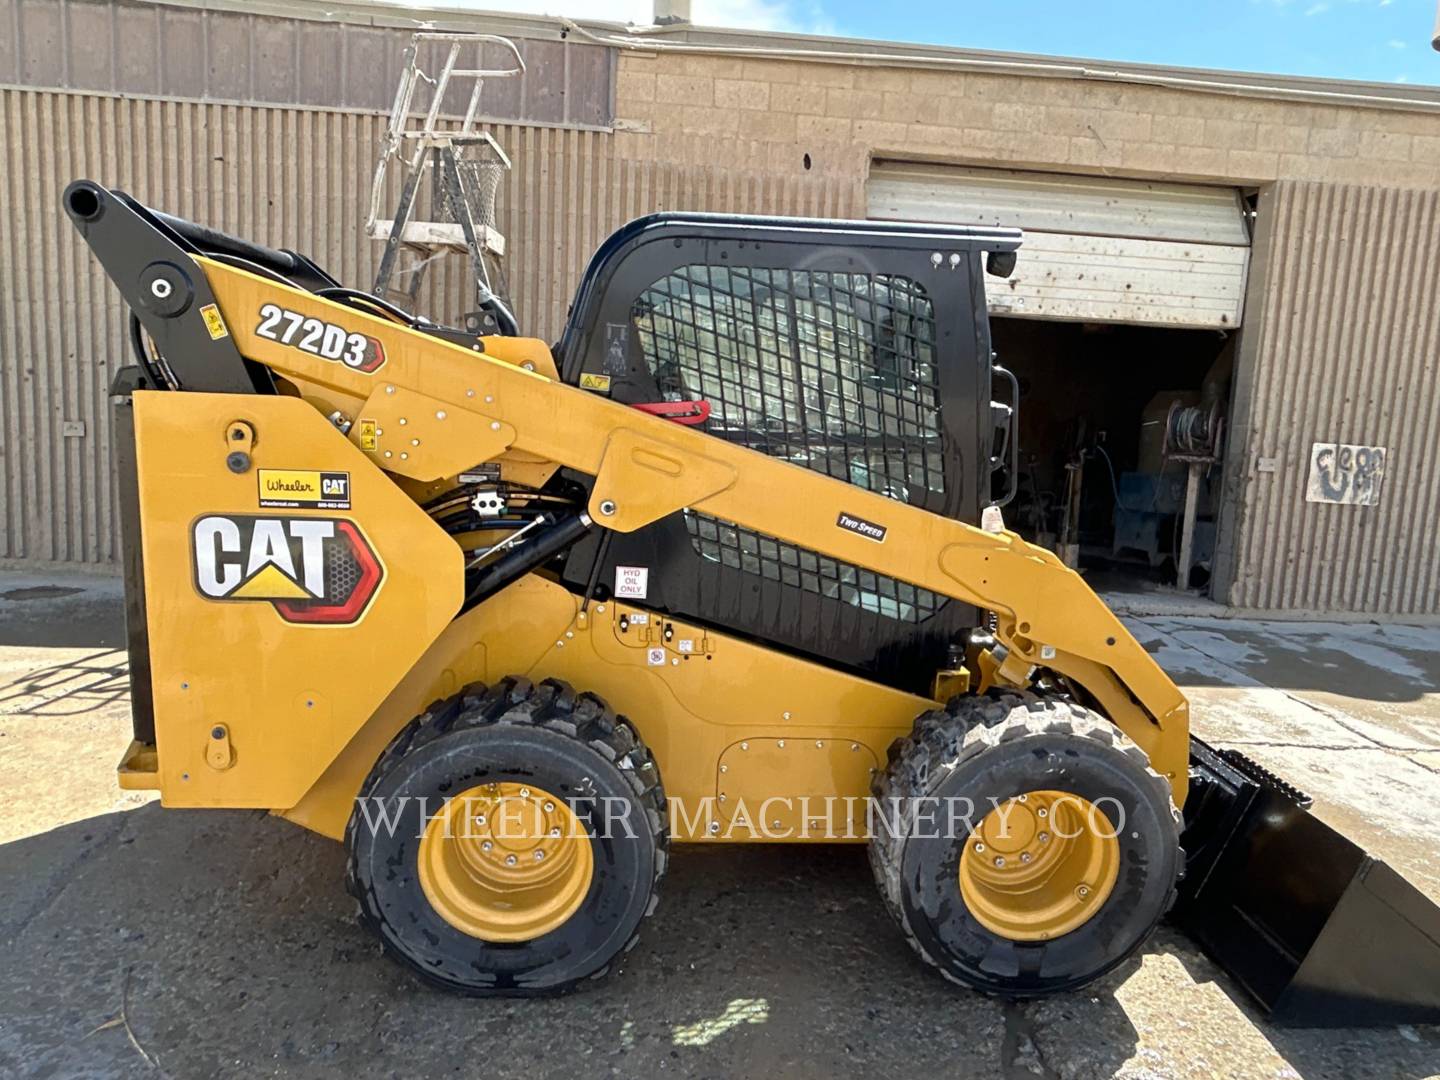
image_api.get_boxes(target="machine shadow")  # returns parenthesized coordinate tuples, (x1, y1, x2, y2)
(1160, 947, 1440, 1080)
(0, 809, 1140, 1079)
(0, 648, 129, 717)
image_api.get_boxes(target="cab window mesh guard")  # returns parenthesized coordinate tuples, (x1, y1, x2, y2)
(633, 266, 943, 502)
(629, 263, 943, 624)
(683, 511, 942, 624)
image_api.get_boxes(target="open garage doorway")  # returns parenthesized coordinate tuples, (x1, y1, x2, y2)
(993, 317, 1233, 595)
(868, 162, 1254, 598)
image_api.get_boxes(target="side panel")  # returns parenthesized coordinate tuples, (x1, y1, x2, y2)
(283, 574, 935, 841)
(133, 391, 462, 807)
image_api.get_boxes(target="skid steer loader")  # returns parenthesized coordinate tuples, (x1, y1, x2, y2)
(64, 180, 1440, 1024)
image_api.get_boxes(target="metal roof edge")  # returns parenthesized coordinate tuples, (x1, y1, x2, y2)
(145, 0, 1440, 111)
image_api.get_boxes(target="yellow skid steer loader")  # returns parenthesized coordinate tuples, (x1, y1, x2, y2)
(64, 180, 1440, 1023)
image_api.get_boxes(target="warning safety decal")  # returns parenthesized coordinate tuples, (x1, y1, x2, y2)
(199, 303, 229, 340)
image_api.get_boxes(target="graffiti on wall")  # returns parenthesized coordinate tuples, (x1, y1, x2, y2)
(1306, 443, 1387, 506)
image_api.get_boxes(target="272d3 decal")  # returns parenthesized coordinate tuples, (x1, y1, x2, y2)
(191, 515, 383, 624)
(255, 303, 386, 373)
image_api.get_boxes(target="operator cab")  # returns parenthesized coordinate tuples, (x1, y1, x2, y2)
(553, 213, 1021, 694)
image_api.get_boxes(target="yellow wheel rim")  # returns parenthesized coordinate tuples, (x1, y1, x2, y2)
(957, 790, 1120, 942)
(417, 782, 594, 942)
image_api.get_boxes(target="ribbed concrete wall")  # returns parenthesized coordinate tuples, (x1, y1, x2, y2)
(0, 0, 614, 127)
(0, 87, 858, 565)
(1217, 180, 1440, 614)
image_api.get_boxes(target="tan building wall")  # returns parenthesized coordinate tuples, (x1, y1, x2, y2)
(3, 3, 1439, 616)
(611, 50, 1440, 616)
(612, 50, 1440, 192)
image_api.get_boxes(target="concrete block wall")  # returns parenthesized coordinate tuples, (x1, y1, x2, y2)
(613, 51, 1440, 192)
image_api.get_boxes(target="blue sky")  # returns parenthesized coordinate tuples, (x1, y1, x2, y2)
(449, 0, 1440, 84)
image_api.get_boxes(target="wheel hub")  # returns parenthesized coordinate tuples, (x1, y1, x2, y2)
(958, 790, 1120, 941)
(418, 782, 593, 942)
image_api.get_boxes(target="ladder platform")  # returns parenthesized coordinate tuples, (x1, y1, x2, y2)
(369, 219, 506, 257)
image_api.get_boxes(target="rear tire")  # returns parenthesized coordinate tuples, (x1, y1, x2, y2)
(345, 676, 667, 996)
(869, 692, 1180, 997)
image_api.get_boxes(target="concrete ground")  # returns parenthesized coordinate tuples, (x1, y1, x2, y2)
(0, 571, 1437, 1080)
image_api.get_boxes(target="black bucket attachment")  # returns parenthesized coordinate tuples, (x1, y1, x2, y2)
(1172, 738, 1440, 1027)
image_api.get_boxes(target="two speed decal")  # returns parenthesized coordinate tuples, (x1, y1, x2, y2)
(255, 303, 386, 373)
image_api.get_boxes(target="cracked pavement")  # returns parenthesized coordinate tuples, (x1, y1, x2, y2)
(0, 572, 1437, 1078)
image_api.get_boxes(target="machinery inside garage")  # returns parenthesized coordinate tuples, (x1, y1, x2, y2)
(869, 163, 1251, 595)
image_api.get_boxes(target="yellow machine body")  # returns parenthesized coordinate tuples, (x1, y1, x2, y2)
(117, 255, 1189, 833)
(72, 180, 1440, 1025)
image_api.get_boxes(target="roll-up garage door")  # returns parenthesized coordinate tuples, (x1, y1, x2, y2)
(867, 162, 1251, 329)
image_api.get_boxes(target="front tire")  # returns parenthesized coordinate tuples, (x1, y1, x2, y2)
(869, 692, 1180, 997)
(345, 676, 667, 996)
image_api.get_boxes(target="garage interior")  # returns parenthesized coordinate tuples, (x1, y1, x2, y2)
(992, 318, 1234, 592)
(868, 162, 1254, 596)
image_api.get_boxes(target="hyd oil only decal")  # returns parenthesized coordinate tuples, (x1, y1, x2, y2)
(255, 303, 386, 373)
(191, 514, 382, 625)
(836, 512, 887, 543)
(258, 469, 351, 510)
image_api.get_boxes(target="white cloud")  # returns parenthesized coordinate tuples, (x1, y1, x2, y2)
(1395, 74, 1411, 82)
(694, 0, 835, 33)
(1387, 38, 1407, 49)
(1303, 1, 1329, 14)
(411, 0, 835, 32)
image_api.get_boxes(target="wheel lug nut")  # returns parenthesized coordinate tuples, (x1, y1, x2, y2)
(1020, 852, 1032, 863)
(1077, 885, 1090, 898)
(481, 840, 493, 851)
(1017, 794, 1028, 803)
(473, 815, 486, 827)
(550, 827, 561, 838)
(505, 854, 517, 866)
(519, 788, 530, 798)
(994, 856, 1005, 867)
(1037, 808, 1048, 818)
(974, 842, 986, 853)
(534, 850, 545, 861)
(1038, 832, 1050, 843)
(544, 801, 555, 812)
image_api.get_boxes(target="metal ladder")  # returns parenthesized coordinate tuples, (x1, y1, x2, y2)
(367, 32, 524, 334)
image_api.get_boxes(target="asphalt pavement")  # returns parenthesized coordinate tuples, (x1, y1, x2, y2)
(0, 571, 1436, 1079)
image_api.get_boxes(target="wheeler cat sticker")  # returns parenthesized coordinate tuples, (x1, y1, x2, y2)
(191, 514, 383, 624)
(255, 303, 386, 373)
(258, 469, 351, 510)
